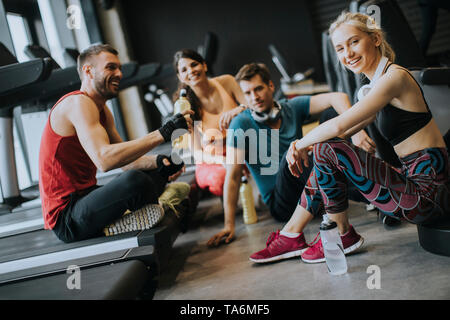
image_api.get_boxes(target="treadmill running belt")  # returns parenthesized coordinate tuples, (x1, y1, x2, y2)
(0, 260, 149, 300)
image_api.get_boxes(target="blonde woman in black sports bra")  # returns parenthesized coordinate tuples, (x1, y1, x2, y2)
(250, 12, 449, 264)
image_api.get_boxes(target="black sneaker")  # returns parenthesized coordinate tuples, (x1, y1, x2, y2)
(379, 211, 401, 227)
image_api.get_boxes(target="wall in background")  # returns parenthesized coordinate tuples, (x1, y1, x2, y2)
(117, 0, 450, 129)
(120, 0, 325, 92)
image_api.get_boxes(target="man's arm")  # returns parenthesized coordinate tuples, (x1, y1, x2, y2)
(309, 92, 351, 116)
(69, 95, 192, 172)
(207, 148, 245, 247)
(102, 106, 160, 171)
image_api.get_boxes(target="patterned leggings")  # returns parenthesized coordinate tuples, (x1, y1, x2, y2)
(300, 138, 450, 224)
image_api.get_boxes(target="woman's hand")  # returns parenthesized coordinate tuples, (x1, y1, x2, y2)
(351, 130, 376, 154)
(219, 105, 246, 131)
(286, 140, 312, 178)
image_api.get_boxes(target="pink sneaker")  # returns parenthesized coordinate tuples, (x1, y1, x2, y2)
(249, 230, 309, 263)
(301, 225, 364, 263)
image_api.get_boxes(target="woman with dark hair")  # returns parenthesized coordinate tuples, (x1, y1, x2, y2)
(173, 49, 247, 197)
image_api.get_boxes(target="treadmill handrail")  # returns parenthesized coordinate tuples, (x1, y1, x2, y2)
(118, 62, 161, 90)
(420, 67, 450, 86)
(0, 65, 80, 109)
(0, 236, 140, 276)
(0, 61, 153, 110)
(0, 58, 53, 97)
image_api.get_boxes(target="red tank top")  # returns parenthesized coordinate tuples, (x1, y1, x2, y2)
(39, 90, 107, 229)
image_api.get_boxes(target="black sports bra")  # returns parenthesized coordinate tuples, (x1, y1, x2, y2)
(375, 64, 432, 146)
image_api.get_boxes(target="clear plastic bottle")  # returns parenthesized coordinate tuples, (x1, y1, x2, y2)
(320, 214, 348, 275)
(239, 176, 257, 224)
(172, 89, 191, 149)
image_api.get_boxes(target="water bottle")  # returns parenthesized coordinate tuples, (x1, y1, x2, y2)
(239, 176, 257, 224)
(172, 89, 191, 149)
(320, 214, 347, 275)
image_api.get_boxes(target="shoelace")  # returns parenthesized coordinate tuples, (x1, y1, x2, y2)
(266, 230, 280, 247)
(307, 232, 321, 247)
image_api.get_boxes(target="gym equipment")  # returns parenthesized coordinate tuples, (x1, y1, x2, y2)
(198, 31, 219, 76)
(411, 67, 450, 136)
(412, 67, 450, 257)
(0, 43, 53, 212)
(268, 44, 316, 101)
(268, 44, 314, 85)
(144, 84, 174, 118)
(0, 208, 181, 284)
(0, 207, 184, 299)
(417, 216, 450, 257)
(0, 260, 150, 300)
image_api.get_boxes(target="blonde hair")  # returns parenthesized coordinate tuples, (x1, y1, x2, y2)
(329, 11, 395, 63)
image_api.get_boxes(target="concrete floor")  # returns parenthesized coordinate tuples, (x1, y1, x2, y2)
(154, 197, 450, 300)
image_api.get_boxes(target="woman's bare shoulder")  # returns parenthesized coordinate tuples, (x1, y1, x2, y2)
(214, 74, 236, 86)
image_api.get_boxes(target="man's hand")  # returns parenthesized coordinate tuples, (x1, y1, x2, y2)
(219, 105, 246, 131)
(286, 140, 311, 178)
(164, 158, 185, 182)
(157, 154, 185, 181)
(159, 110, 194, 142)
(351, 130, 376, 154)
(207, 226, 235, 247)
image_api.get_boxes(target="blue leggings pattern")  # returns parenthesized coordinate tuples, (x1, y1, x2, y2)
(299, 139, 450, 224)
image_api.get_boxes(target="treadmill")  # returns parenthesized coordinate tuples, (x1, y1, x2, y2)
(0, 46, 186, 299)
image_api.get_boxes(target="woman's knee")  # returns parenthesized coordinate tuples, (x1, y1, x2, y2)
(313, 139, 351, 167)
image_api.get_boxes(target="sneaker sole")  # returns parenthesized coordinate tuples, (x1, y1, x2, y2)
(301, 236, 365, 264)
(104, 204, 165, 236)
(249, 247, 308, 264)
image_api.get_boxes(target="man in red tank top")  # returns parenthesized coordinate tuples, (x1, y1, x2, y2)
(39, 44, 194, 242)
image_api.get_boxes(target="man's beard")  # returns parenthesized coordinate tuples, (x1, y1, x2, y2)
(94, 76, 118, 100)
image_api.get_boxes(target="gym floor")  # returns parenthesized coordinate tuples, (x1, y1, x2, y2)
(154, 197, 450, 300)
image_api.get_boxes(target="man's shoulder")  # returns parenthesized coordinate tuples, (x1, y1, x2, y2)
(279, 96, 311, 121)
(229, 109, 254, 130)
(280, 95, 311, 108)
(57, 92, 92, 108)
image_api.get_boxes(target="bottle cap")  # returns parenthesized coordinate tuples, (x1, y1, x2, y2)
(180, 89, 187, 97)
(241, 176, 248, 183)
(320, 219, 337, 230)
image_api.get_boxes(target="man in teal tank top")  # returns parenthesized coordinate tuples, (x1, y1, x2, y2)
(207, 63, 376, 247)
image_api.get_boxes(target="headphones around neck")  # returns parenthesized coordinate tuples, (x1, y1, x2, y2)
(250, 101, 282, 124)
(357, 56, 389, 101)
